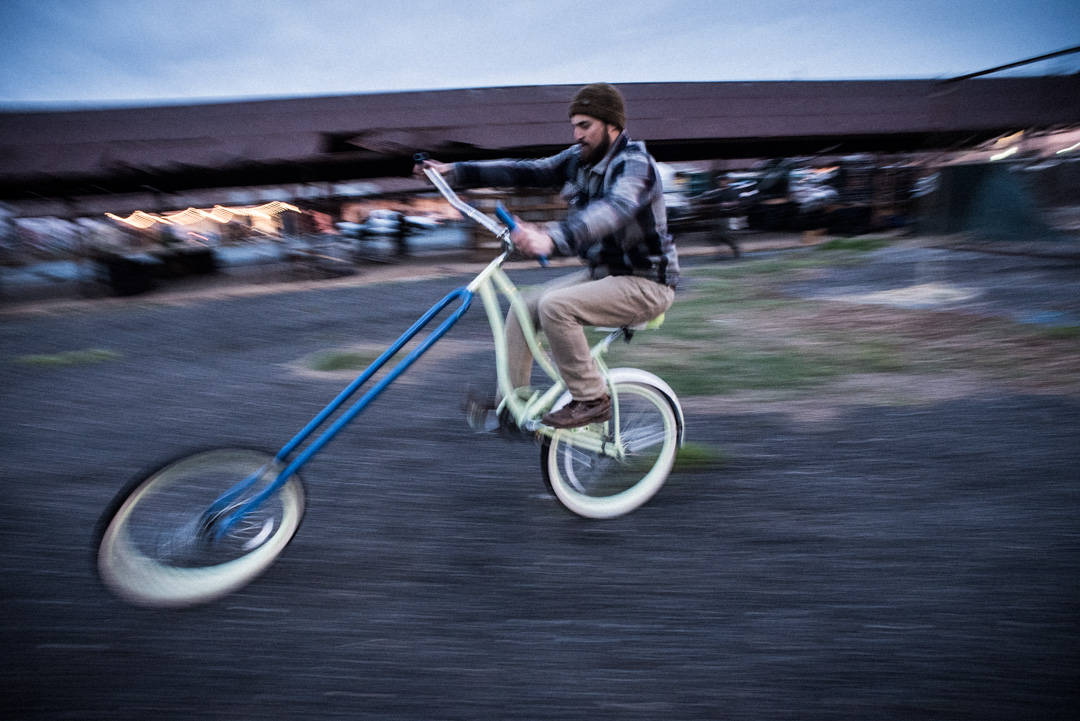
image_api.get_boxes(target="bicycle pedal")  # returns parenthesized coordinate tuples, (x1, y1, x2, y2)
(496, 410, 534, 441)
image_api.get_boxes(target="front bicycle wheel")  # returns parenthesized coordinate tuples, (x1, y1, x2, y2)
(541, 381, 681, 519)
(97, 447, 305, 608)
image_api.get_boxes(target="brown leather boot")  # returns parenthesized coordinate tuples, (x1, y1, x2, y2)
(541, 395, 612, 429)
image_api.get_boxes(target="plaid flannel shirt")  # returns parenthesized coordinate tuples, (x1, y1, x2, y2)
(452, 133, 679, 287)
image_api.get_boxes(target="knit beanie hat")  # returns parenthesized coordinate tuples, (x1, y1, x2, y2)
(568, 83, 626, 130)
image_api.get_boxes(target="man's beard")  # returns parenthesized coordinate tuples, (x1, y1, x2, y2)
(580, 132, 612, 165)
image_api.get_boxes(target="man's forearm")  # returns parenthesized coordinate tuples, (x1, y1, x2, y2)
(453, 149, 572, 190)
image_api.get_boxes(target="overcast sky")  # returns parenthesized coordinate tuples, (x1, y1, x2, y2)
(1, 0, 1077, 109)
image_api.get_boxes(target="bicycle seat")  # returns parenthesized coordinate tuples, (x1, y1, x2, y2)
(636, 312, 665, 331)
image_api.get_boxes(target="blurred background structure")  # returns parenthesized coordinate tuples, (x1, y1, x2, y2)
(1, 22, 1079, 297)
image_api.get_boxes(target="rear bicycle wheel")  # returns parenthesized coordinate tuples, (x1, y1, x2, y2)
(96, 447, 305, 608)
(541, 381, 680, 519)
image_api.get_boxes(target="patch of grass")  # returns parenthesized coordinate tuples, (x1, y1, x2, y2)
(673, 442, 729, 471)
(816, 237, 891, 252)
(687, 256, 827, 279)
(15, 348, 122, 366)
(851, 339, 909, 372)
(644, 334, 916, 397)
(1044, 325, 1080, 340)
(601, 253, 924, 397)
(605, 267, 852, 396)
(649, 346, 844, 397)
(307, 350, 384, 372)
(600, 247, 1079, 400)
(628, 277, 792, 344)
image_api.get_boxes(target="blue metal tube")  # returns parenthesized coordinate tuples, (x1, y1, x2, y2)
(210, 286, 473, 536)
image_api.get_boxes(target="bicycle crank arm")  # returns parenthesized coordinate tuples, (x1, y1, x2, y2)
(532, 426, 627, 461)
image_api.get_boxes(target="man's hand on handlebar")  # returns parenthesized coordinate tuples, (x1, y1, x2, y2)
(510, 221, 555, 260)
(413, 158, 454, 180)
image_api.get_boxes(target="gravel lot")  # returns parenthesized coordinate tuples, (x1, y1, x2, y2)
(2, 241, 1078, 720)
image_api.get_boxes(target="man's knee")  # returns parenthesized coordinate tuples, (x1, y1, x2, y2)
(537, 291, 576, 328)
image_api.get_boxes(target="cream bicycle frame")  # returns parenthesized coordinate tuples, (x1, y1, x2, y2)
(427, 160, 641, 459)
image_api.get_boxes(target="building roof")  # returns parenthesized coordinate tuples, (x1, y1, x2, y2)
(2, 77, 1078, 206)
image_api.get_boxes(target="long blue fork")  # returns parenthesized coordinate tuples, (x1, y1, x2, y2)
(206, 287, 474, 538)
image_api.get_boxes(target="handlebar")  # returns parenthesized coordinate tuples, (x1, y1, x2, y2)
(495, 204, 549, 267)
(416, 153, 549, 268)
(494, 204, 515, 230)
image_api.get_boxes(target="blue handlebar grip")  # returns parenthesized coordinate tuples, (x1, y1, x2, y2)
(494, 204, 516, 230)
(496, 204, 549, 267)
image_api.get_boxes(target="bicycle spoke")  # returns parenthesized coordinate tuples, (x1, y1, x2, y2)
(621, 426, 669, 454)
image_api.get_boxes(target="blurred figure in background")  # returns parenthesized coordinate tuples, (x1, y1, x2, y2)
(418, 83, 678, 429)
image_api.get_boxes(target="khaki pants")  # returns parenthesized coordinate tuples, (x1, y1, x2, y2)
(505, 271, 675, 401)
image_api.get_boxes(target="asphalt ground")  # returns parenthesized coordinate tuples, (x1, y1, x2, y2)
(1, 238, 1078, 720)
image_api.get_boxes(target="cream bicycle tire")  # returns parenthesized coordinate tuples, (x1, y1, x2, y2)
(97, 448, 305, 608)
(541, 381, 680, 519)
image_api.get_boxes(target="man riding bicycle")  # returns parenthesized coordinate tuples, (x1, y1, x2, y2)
(418, 83, 679, 429)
